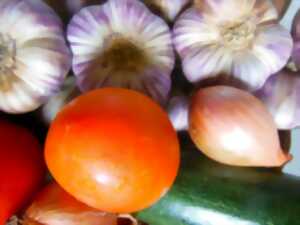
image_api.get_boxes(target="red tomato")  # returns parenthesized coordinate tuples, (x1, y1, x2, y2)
(45, 88, 180, 213)
(0, 120, 45, 224)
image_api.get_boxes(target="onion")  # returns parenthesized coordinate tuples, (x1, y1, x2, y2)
(23, 182, 118, 225)
(189, 86, 291, 167)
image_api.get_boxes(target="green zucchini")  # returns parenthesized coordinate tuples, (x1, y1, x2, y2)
(135, 134, 300, 225)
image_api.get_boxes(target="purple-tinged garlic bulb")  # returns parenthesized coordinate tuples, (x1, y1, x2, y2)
(291, 9, 300, 71)
(142, 0, 190, 22)
(168, 96, 189, 131)
(255, 70, 300, 130)
(0, 0, 71, 114)
(67, 0, 175, 105)
(174, 0, 292, 90)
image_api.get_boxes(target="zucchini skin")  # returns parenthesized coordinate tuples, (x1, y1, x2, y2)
(136, 136, 300, 225)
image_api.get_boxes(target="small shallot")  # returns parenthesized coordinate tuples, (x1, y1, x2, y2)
(23, 182, 118, 225)
(189, 86, 291, 167)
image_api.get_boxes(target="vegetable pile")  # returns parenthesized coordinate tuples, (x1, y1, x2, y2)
(0, 0, 299, 225)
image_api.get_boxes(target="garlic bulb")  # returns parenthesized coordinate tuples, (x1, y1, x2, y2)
(39, 76, 80, 125)
(255, 70, 300, 130)
(23, 182, 118, 225)
(0, 0, 71, 114)
(168, 96, 189, 131)
(189, 86, 291, 167)
(174, 0, 293, 90)
(142, 0, 190, 22)
(291, 9, 300, 70)
(67, 0, 174, 105)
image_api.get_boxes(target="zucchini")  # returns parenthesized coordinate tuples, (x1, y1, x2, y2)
(135, 134, 300, 225)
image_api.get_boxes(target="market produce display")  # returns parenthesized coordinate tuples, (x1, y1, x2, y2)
(0, 0, 300, 225)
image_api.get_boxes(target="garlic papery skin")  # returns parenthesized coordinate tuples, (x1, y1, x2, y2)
(39, 76, 80, 125)
(0, 0, 71, 114)
(189, 86, 291, 167)
(142, 0, 190, 22)
(291, 9, 300, 70)
(67, 0, 175, 105)
(168, 96, 189, 131)
(174, 0, 293, 90)
(255, 70, 300, 130)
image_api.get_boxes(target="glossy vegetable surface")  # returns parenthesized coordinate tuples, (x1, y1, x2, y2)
(45, 88, 180, 213)
(136, 134, 300, 225)
(23, 182, 118, 225)
(0, 120, 45, 225)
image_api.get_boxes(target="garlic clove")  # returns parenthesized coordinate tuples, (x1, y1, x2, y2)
(193, 0, 255, 24)
(251, 24, 293, 75)
(291, 9, 300, 70)
(167, 96, 189, 131)
(232, 23, 292, 90)
(67, 0, 174, 105)
(39, 76, 81, 125)
(174, 0, 292, 90)
(255, 70, 300, 130)
(141, 0, 190, 22)
(0, 0, 71, 114)
(189, 86, 291, 167)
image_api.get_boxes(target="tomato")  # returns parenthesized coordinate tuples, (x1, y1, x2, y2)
(45, 88, 180, 213)
(0, 120, 45, 224)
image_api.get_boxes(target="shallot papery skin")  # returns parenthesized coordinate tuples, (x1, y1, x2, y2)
(174, 0, 292, 90)
(0, 0, 71, 113)
(189, 86, 291, 167)
(23, 182, 118, 225)
(255, 70, 300, 130)
(67, 0, 174, 105)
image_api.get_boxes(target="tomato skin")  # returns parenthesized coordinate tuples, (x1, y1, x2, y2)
(0, 120, 45, 225)
(45, 88, 180, 213)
